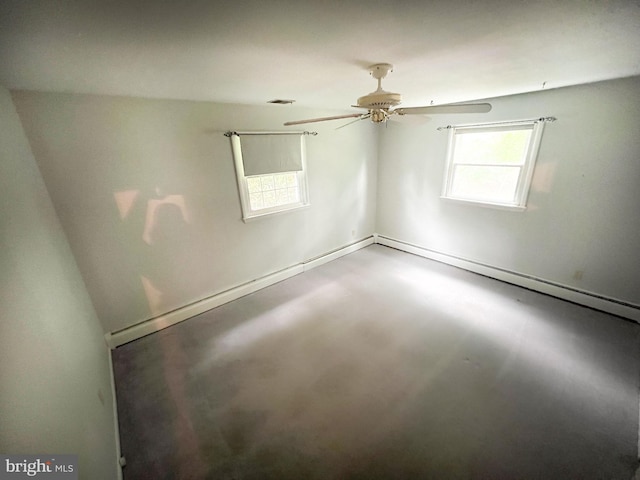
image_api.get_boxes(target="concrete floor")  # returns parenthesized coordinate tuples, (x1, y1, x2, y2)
(112, 245, 640, 479)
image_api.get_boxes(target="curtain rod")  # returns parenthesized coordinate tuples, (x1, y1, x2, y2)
(224, 130, 318, 137)
(437, 116, 556, 131)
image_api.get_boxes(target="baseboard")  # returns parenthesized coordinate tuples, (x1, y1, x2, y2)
(375, 235, 640, 324)
(107, 347, 123, 480)
(303, 236, 375, 271)
(106, 236, 374, 348)
(106, 264, 304, 348)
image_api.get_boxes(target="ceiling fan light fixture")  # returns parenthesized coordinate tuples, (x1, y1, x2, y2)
(370, 109, 388, 123)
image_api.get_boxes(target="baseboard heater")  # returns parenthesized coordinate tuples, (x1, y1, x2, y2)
(107, 233, 639, 348)
(374, 234, 640, 325)
(106, 236, 375, 348)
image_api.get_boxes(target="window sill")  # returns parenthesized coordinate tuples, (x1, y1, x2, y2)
(440, 196, 526, 212)
(242, 203, 310, 222)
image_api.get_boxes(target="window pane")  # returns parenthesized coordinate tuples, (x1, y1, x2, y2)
(263, 190, 276, 208)
(451, 165, 520, 203)
(260, 175, 275, 191)
(245, 171, 302, 212)
(275, 188, 289, 206)
(287, 187, 299, 202)
(454, 129, 531, 165)
(274, 173, 288, 189)
(249, 193, 264, 210)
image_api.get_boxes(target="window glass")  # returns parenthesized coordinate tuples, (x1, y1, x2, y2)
(453, 130, 531, 165)
(247, 172, 301, 211)
(450, 165, 520, 203)
(442, 121, 545, 209)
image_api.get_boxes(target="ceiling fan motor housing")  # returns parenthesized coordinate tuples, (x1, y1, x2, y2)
(357, 91, 402, 109)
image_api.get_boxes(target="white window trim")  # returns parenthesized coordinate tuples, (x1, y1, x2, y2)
(441, 119, 546, 210)
(440, 196, 527, 212)
(230, 134, 310, 222)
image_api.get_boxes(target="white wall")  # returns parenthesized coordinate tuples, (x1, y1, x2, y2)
(11, 92, 377, 333)
(0, 86, 119, 478)
(377, 76, 640, 308)
(11, 77, 639, 337)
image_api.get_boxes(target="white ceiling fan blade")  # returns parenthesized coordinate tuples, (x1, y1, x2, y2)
(394, 103, 492, 115)
(284, 113, 364, 126)
(336, 113, 371, 129)
(389, 113, 431, 125)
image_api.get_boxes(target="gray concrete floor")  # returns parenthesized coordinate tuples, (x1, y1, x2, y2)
(112, 245, 640, 479)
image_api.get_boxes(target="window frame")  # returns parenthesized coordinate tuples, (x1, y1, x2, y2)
(230, 134, 310, 222)
(441, 120, 546, 211)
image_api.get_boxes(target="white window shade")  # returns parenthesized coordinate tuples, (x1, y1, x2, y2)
(240, 134, 303, 176)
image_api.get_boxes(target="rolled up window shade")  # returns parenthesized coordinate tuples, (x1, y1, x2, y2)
(240, 134, 302, 176)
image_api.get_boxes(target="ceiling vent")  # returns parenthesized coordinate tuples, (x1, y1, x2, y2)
(268, 99, 295, 105)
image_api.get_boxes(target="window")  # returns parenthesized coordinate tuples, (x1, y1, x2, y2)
(441, 120, 546, 210)
(246, 172, 300, 211)
(230, 133, 310, 221)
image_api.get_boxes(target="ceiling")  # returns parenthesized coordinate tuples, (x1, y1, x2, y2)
(1, 0, 639, 111)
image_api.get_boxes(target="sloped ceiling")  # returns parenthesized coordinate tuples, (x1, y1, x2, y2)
(1, 0, 639, 110)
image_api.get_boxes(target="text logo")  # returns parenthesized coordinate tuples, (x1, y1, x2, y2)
(0, 455, 77, 480)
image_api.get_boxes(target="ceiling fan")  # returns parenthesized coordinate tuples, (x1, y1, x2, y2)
(284, 63, 491, 127)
